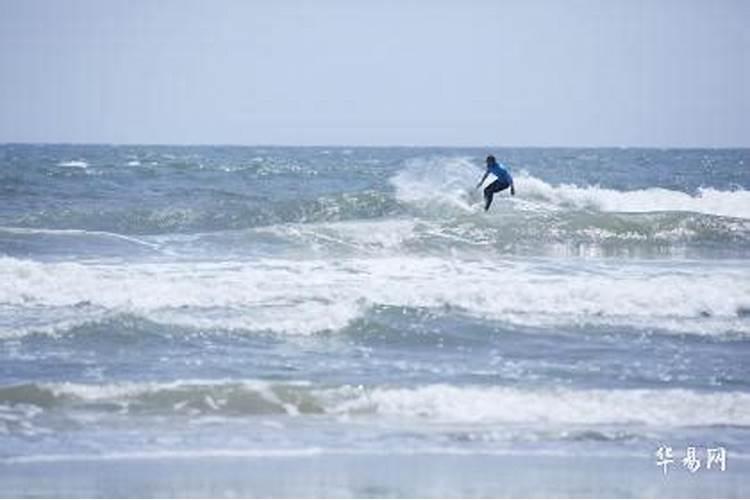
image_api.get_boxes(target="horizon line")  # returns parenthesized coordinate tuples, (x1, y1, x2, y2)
(2, 141, 749, 150)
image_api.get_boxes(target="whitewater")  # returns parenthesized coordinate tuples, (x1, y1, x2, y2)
(0, 145, 749, 497)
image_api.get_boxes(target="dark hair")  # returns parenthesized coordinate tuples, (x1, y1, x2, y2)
(486, 155, 496, 163)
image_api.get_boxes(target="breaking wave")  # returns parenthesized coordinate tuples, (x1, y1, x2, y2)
(1, 256, 748, 337)
(391, 157, 750, 219)
(1, 380, 748, 427)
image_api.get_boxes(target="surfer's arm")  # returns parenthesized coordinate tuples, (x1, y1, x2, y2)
(503, 164, 515, 196)
(475, 171, 489, 190)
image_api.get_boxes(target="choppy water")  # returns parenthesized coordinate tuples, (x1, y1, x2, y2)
(1, 145, 749, 496)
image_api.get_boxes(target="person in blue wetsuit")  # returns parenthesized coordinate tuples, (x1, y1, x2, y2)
(475, 155, 515, 211)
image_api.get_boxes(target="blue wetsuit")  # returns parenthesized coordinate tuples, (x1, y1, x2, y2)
(483, 161, 513, 211)
(488, 162, 513, 186)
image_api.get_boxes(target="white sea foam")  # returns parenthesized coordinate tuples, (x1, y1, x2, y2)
(56, 160, 89, 168)
(391, 156, 480, 212)
(323, 384, 750, 426)
(0, 256, 748, 337)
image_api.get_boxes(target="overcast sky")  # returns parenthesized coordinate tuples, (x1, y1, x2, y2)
(0, 0, 748, 147)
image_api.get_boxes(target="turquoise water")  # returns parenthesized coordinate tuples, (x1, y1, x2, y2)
(1, 145, 749, 497)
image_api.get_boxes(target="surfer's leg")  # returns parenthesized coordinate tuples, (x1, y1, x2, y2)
(483, 181, 499, 211)
(483, 180, 508, 211)
(483, 191, 493, 211)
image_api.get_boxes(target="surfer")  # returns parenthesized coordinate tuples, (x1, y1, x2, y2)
(476, 155, 515, 211)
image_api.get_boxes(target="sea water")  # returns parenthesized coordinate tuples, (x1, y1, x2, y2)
(0, 145, 748, 497)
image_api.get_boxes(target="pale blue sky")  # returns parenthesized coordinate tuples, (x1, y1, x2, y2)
(0, 0, 748, 146)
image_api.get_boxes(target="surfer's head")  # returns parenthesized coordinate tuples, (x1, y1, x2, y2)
(486, 155, 496, 165)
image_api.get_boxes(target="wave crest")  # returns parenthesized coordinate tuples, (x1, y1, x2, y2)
(518, 172, 750, 219)
(2, 380, 748, 427)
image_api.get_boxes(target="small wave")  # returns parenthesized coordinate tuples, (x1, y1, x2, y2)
(0, 226, 163, 251)
(1, 380, 747, 427)
(325, 384, 750, 427)
(0, 379, 320, 416)
(56, 160, 88, 168)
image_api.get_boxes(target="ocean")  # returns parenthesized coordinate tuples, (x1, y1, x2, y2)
(0, 144, 748, 497)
